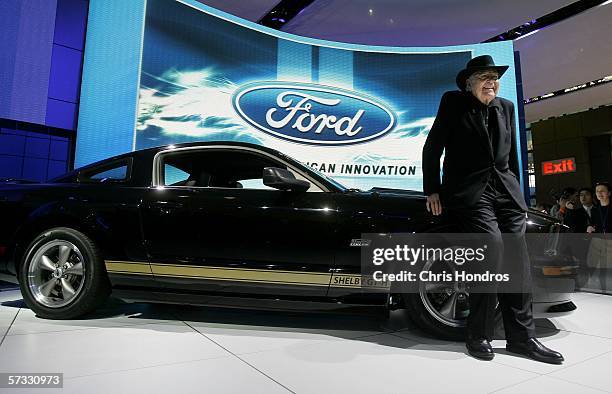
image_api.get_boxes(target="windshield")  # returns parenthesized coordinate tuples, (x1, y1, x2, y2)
(304, 162, 349, 191)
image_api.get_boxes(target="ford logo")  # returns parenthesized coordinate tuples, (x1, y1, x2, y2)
(232, 82, 396, 145)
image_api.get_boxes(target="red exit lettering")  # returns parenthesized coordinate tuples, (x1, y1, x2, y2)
(542, 157, 576, 175)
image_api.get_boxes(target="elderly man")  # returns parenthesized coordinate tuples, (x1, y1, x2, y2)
(422, 55, 564, 363)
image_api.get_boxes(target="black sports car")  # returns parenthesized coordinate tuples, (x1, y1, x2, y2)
(0, 142, 576, 339)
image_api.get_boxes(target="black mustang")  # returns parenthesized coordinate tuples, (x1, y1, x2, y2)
(0, 142, 576, 339)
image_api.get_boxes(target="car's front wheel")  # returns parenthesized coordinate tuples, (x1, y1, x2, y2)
(19, 227, 110, 319)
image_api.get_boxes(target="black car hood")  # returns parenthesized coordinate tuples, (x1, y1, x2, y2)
(347, 188, 560, 223)
(525, 208, 563, 226)
(369, 187, 426, 200)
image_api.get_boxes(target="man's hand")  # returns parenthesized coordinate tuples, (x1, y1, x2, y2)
(587, 225, 596, 234)
(426, 193, 442, 216)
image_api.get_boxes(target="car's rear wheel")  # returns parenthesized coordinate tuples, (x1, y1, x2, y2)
(19, 227, 110, 319)
(402, 249, 501, 340)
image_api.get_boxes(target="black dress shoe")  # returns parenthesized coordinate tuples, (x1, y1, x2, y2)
(506, 338, 564, 364)
(466, 337, 494, 360)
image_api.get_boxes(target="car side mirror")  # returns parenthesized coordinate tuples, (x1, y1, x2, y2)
(263, 167, 310, 192)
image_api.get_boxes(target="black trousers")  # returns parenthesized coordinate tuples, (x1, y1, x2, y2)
(448, 172, 536, 342)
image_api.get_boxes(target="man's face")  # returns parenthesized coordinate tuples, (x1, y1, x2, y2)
(595, 185, 610, 203)
(579, 190, 593, 206)
(469, 71, 500, 105)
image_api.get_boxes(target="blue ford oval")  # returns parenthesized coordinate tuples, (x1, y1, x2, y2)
(232, 82, 396, 145)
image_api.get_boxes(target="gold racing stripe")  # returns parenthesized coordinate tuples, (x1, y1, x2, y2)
(105, 260, 153, 275)
(105, 260, 331, 286)
(105, 261, 389, 288)
(151, 263, 331, 286)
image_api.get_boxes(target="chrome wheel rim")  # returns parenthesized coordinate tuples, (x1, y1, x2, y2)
(27, 240, 86, 308)
(419, 251, 469, 328)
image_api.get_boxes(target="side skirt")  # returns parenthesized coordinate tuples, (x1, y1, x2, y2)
(111, 288, 389, 316)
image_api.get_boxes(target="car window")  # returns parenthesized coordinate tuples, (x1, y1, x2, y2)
(164, 164, 190, 186)
(158, 148, 323, 192)
(79, 159, 131, 183)
(237, 178, 277, 190)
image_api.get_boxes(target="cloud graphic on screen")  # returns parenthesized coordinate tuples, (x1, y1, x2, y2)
(392, 114, 435, 138)
(137, 67, 263, 143)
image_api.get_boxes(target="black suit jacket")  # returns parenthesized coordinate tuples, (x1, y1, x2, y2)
(591, 204, 611, 233)
(422, 90, 528, 212)
(564, 207, 590, 233)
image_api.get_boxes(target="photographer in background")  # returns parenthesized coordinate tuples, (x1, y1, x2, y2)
(550, 188, 573, 221)
(563, 188, 590, 234)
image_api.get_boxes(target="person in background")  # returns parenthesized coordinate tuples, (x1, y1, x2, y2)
(551, 188, 575, 222)
(549, 192, 567, 220)
(563, 188, 593, 288)
(564, 188, 589, 233)
(579, 187, 595, 221)
(588, 182, 611, 234)
(585, 182, 611, 293)
(549, 200, 560, 218)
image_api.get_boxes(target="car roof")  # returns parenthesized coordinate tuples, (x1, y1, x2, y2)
(144, 141, 280, 154)
(81, 141, 284, 170)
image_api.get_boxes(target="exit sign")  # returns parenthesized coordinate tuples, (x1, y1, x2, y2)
(542, 157, 576, 175)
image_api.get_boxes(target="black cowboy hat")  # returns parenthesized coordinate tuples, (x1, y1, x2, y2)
(456, 55, 509, 91)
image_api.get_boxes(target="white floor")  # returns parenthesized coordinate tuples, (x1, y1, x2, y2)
(0, 289, 611, 394)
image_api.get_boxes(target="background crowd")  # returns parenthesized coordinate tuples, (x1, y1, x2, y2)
(534, 182, 610, 294)
(535, 182, 610, 234)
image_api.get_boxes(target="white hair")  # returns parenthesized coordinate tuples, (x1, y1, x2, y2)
(465, 74, 477, 92)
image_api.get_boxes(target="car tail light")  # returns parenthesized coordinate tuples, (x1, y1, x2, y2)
(0, 246, 6, 257)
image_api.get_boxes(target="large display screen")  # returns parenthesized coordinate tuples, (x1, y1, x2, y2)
(77, 0, 521, 191)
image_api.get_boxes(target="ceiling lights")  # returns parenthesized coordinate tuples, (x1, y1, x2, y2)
(524, 75, 612, 104)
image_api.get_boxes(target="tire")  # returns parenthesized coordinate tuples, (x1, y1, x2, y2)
(403, 293, 503, 340)
(403, 292, 468, 340)
(400, 245, 503, 341)
(18, 227, 110, 319)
